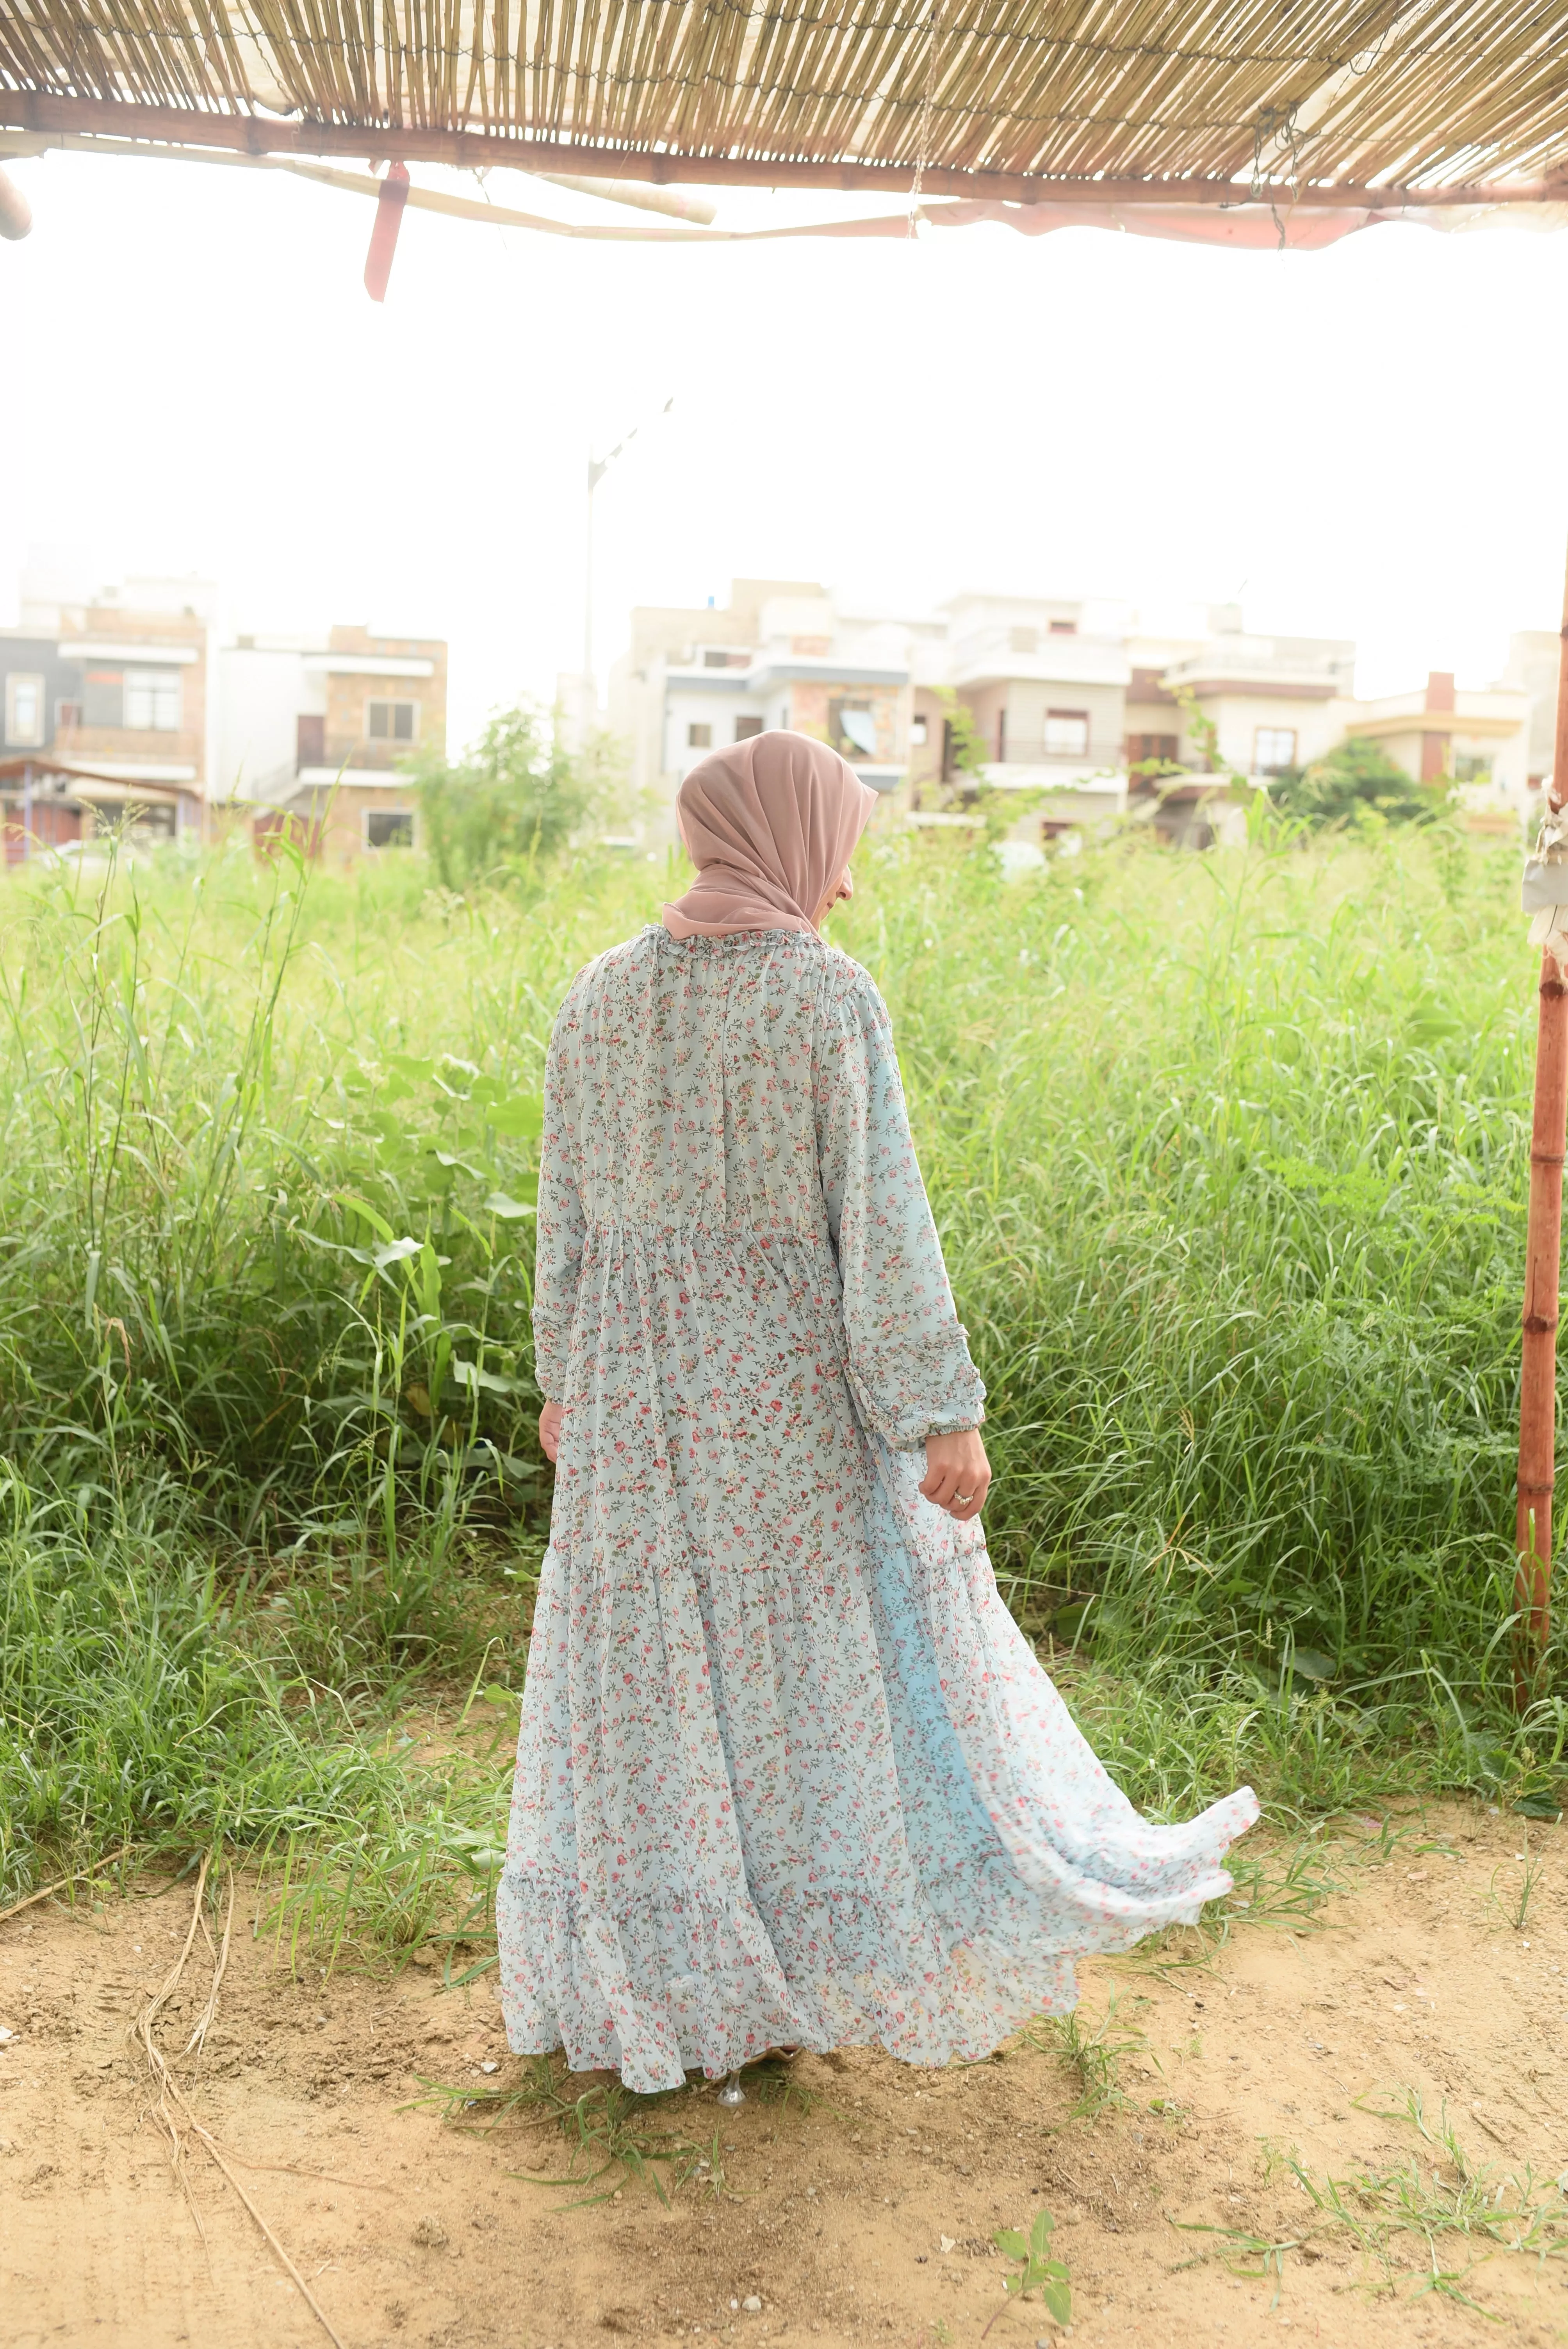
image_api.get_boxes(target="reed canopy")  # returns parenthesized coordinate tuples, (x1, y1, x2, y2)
(2, 0, 1568, 205)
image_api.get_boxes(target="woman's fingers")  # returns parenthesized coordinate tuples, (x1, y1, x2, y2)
(928, 1465, 990, 1521)
(539, 1401, 565, 1463)
(919, 1433, 991, 1520)
(948, 1475, 989, 1522)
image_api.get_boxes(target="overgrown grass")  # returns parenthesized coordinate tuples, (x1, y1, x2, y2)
(0, 816, 1559, 1922)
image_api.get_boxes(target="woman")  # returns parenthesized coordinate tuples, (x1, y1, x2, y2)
(497, 731, 1256, 2095)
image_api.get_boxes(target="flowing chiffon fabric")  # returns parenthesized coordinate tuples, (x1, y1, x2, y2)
(497, 927, 1257, 2091)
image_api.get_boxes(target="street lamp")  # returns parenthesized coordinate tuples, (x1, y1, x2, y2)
(583, 396, 674, 724)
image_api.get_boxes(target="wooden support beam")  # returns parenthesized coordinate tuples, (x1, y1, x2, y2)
(1, 91, 1565, 208)
(1516, 541, 1568, 1703)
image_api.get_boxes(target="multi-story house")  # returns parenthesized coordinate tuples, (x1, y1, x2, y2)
(1, 567, 216, 847)
(1349, 670, 1532, 813)
(217, 622, 447, 858)
(907, 592, 1135, 829)
(1142, 611, 1356, 777)
(608, 580, 913, 824)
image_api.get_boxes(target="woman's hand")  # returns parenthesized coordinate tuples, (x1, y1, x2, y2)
(919, 1428, 991, 1522)
(539, 1401, 565, 1463)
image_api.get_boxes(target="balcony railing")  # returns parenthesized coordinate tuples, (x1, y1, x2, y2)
(312, 738, 415, 773)
(982, 738, 1123, 770)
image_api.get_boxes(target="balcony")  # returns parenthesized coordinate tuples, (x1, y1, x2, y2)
(54, 724, 203, 783)
(975, 738, 1124, 784)
(310, 737, 412, 774)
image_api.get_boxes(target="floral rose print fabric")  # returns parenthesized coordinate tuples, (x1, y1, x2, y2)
(498, 927, 1257, 2092)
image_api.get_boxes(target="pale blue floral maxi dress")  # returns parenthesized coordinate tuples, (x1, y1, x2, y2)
(497, 925, 1257, 2092)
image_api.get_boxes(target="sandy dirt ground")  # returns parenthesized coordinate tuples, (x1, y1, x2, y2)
(4, 1801, 1568, 2349)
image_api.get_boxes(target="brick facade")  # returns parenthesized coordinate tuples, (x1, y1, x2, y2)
(322, 624, 447, 773)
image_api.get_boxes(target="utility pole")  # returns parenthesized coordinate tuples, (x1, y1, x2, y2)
(582, 396, 674, 734)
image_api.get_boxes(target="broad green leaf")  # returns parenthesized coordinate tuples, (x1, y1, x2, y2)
(336, 1190, 394, 1242)
(298, 1228, 374, 1267)
(486, 1093, 545, 1139)
(454, 1358, 526, 1397)
(485, 1191, 536, 1220)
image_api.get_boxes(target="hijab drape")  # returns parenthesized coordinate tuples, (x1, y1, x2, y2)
(661, 731, 879, 939)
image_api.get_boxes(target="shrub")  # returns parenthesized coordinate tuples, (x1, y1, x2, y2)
(1270, 736, 1449, 829)
(412, 701, 625, 889)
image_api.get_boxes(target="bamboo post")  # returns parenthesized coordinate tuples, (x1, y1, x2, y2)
(1515, 544, 1568, 1702)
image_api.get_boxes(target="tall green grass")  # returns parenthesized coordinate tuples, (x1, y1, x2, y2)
(0, 818, 1559, 1919)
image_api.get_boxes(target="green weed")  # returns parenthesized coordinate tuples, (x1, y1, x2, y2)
(1482, 1831, 1543, 1932)
(1183, 2092, 1568, 2310)
(985, 2210, 1071, 2334)
(416, 2055, 732, 2205)
(1024, 1989, 1149, 2118)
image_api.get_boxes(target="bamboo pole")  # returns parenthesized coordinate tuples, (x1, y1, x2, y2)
(1, 90, 1566, 209)
(1515, 542, 1568, 1703)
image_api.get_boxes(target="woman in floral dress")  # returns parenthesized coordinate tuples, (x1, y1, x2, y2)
(497, 731, 1256, 2094)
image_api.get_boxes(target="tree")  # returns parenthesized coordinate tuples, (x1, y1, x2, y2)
(935, 687, 992, 793)
(410, 702, 624, 890)
(1269, 736, 1448, 829)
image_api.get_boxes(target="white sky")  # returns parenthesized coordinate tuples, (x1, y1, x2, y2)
(3, 146, 1566, 750)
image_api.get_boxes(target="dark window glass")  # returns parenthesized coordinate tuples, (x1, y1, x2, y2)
(828, 699, 877, 759)
(367, 699, 418, 743)
(84, 669, 124, 728)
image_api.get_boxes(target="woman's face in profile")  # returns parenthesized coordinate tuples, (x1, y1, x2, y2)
(816, 867, 853, 928)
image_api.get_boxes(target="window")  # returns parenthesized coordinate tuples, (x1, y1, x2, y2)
(702, 648, 748, 670)
(910, 714, 928, 748)
(4, 672, 45, 747)
(1044, 710, 1090, 757)
(1127, 732, 1180, 768)
(365, 809, 415, 849)
(828, 699, 877, 759)
(734, 716, 764, 741)
(1049, 619, 1078, 635)
(1253, 726, 1297, 775)
(125, 668, 182, 731)
(687, 722, 712, 749)
(367, 699, 417, 743)
(1452, 746, 1495, 784)
(1009, 627, 1039, 654)
(84, 669, 124, 727)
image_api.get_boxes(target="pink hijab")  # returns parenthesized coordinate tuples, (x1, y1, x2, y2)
(662, 731, 879, 939)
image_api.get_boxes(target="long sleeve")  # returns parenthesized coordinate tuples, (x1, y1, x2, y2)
(816, 964, 985, 1448)
(530, 984, 588, 1402)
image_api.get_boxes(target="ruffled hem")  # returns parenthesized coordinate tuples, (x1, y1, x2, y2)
(498, 1788, 1254, 2096)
